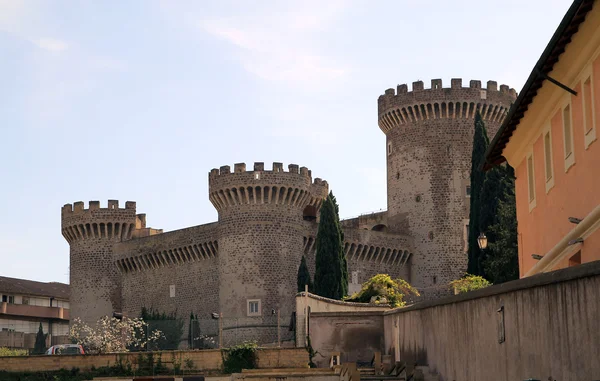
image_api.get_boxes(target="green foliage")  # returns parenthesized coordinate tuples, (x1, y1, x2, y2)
(33, 323, 47, 355)
(314, 194, 346, 299)
(344, 274, 419, 308)
(329, 191, 349, 297)
(0, 347, 28, 356)
(468, 111, 490, 276)
(468, 113, 519, 282)
(297, 255, 313, 292)
(188, 312, 201, 349)
(305, 335, 320, 368)
(221, 341, 258, 374)
(484, 193, 519, 284)
(140, 307, 185, 350)
(450, 274, 492, 294)
(0, 368, 91, 381)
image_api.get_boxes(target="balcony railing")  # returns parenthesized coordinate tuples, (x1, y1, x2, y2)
(0, 302, 69, 320)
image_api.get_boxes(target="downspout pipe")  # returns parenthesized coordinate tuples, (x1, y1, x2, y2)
(525, 203, 600, 277)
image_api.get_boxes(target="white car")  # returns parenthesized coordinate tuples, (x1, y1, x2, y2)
(45, 344, 85, 355)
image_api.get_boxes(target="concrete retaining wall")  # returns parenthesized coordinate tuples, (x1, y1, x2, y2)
(384, 261, 600, 381)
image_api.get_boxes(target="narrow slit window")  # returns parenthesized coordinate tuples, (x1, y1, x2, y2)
(527, 154, 535, 204)
(563, 104, 573, 159)
(544, 131, 553, 182)
(584, 76, 594, 134)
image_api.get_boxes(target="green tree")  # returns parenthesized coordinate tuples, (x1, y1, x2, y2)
(33, 323, 46, 354)
(329, 191, 348, 296)
(484, 170, 519, 283)
(140, 307, 184, 350)
(188, 312, 201, 349)
(468, 111, 490, 276)
(314, 195, 345, 299)
(297, 255, 313, 292)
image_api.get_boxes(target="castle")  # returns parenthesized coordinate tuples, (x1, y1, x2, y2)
(61, 78, 516, 346)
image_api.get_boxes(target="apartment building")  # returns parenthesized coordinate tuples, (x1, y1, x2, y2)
(0, 276, 70, 349)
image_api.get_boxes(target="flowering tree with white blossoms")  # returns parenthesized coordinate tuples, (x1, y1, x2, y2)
(69, 316, 163, 354)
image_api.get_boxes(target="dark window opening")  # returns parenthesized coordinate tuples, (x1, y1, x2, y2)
(372, 224, 388, 232)
(303, 205, 317, 222)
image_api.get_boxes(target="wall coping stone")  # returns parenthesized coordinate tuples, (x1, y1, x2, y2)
(385, 260, 600, 315)
(296, 292, 392, 308)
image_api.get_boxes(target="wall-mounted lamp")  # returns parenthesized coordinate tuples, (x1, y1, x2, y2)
(477, 233, 488, 250)
(211, 312, 220, 320)
(568, 238, 584, 245)
(531, 254, 544, 260)
(568, 217, 582, 224)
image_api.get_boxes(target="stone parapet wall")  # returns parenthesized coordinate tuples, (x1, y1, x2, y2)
(383, 261, 600, 381)
(114, 222, 219, 274)
(303, 227, 413, 285)
(0, 348, 308, 373)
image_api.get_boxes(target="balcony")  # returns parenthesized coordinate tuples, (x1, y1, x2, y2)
(0, 302, 69, 321)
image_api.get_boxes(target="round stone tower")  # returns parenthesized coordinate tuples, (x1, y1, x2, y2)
(377, 78, 516, 296)
(209, 162, 328, 343)
(61, 200, 138, 325)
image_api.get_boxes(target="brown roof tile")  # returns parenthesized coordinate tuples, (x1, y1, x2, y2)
(0, 276, 69, 300)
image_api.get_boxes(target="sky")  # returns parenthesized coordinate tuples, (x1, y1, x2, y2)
(0, 0, 573, 284)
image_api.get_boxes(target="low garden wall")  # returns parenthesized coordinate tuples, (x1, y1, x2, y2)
(0, 347, 308, 373)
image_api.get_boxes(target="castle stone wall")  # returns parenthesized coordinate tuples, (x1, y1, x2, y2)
(378, 78, 516, 297)
(303, 226, 413, 287)
(114, 222, 220, 332)
(210, 162, 328, 344)
(62, 200, 139, 325)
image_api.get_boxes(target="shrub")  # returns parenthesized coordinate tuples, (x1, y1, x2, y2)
(0, 347, 28, 356)
(344, 274, 419, 307)
(221, 341, 258, 374)
(450, 274, 492, 294)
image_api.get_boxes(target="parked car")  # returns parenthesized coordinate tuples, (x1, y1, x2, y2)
(45, 344, 85, 355)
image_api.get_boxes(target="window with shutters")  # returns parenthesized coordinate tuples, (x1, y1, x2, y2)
(527, 152, 536, 211)
(562, 103, 575, 171)
(543, 128, 554, 193)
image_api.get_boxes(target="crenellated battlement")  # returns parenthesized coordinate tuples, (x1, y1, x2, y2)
(61, 200, 137, 216)
(208, 162, 329, 212)
(377, 78, 517, 134)
(209, 162, 319, 181)
(61, 200, 140, 244)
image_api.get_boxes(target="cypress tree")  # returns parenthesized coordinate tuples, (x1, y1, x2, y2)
(329, 191, 348, 296)
(484, 165, 519, 283)
(314, 195, 344, 299)
(297, 256, 313, 292)
(188, 312, 200, 349)
(33, 323, 46, 354)
(467, 111, 490, 275)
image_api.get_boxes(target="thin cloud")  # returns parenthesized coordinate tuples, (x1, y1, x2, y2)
(34, 38, 69, 52)
(196, 2, 351, 89)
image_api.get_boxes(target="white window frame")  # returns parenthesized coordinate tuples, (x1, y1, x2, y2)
(582, 67, 597, 149)
(526, 151, 536, 212)
(542, 125, 555, 194)
(247, 299, 261, 317)
(562, 100, 575, 172)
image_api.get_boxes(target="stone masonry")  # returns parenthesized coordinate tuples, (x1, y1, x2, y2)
(61, 77, 516, 345)
(378, 78, 516, 297)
